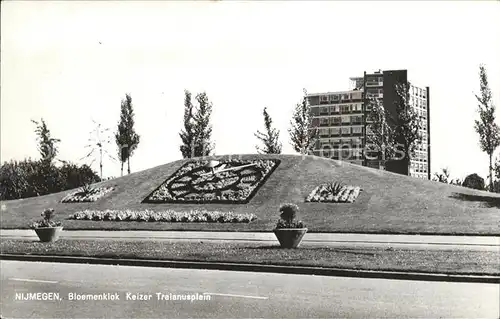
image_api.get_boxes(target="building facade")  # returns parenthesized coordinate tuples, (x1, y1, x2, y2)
(308, 69, 431, 179)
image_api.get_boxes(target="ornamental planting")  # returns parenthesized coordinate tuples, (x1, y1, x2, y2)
(143, 159, 280, 204)
(305, 182, 362, 203)
(61, 186, 114, 203)
(69, 209, 257, 223)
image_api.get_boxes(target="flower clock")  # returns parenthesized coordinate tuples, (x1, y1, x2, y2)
(143, 159, 280, 204)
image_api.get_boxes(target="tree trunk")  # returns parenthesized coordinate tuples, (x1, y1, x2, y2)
(120, 162, 124, 177)
(99, 148, 103, 180)
(489, 153, 493, 191)
(127, 157, 131, 175)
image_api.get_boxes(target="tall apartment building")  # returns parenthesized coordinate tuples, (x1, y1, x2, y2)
(308, 69, 431, 179)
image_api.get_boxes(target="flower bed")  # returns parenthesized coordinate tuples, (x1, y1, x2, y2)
(143, 159, 280, 204)
(61, 186, 114, 203)
(305, 183, 362, 203)
(69, 209, 257, 223)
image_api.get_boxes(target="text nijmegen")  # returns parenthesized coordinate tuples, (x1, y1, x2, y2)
(15, 293, 61, 301)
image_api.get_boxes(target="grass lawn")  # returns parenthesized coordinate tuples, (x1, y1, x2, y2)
(2, 154, 500, 235)
(1, 239, 498, 276)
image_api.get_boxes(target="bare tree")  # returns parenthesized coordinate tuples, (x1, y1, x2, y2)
(433, 168, 451, 183)
(81, 119, 116, 179)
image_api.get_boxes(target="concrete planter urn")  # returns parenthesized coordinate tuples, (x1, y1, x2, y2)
(273, 203, 307, 249)
(273, 228, 308, 248)
(30, 208, 63, 243)
(34, 226, 63, 242)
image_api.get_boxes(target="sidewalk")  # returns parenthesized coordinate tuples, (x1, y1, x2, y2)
(2, 229, 499, 251)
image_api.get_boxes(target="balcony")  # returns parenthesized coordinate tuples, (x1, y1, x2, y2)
(366, 81, 383, 87)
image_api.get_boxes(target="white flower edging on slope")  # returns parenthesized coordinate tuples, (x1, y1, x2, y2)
(61, 187, 115, 203)
(69, 209, 257, 223)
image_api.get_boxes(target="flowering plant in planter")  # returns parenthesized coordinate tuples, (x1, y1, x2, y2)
(30, 208, 62, 229)
(273, 203, 307, 248)
(30, 208, 63, 242)
(275, 203, 305, 229)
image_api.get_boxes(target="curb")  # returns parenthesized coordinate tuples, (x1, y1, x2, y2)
(1, 254, 499, 284)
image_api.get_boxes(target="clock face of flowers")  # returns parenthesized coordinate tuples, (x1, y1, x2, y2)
(143, 159, 280, 204)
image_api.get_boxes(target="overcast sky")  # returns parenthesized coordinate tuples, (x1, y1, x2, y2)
(1, 1, 499, 180)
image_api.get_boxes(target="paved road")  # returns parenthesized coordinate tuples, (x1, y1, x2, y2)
(2, 230, 499, 251)
(1, 260, 499, 318)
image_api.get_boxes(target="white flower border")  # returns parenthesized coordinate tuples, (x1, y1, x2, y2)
(69, 209, 257, 223)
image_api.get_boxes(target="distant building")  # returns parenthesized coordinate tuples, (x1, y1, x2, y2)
(308, 69, 430, 179)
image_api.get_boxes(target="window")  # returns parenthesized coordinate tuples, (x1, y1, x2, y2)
(351, 115, 362, 124)
(352, 126, 363, 134)
(320, 95, 328, 102)
(330, 127, 340, 136)
(352, 92, 362, 100)
(341, 115, 350, 123)
(356, 103, 362, 111)
(320, 128, 330, 137)
(342, 94, 349, 100)
(341, 127, 351, 135)
(341, 105, 350, 113)
(331, 105, 339, 113)
(320, 107, 329, 115)
(332, 117, 341, 125)
(319, 118, 329, 126)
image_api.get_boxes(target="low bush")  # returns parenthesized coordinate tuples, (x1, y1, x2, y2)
(69, 209, 257, 223)
(462, 173, 485, 191)
(0, 159, 100, 200)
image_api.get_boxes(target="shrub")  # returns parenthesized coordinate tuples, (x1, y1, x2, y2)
(325, 182, 343, 196)
(276, 203, 305, 229)
(59, 163, 101, 190)
(0, 159, 100, 200)
(462, 173, 485, 190)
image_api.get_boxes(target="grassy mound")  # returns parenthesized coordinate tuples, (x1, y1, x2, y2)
(1, 154, 499, 235)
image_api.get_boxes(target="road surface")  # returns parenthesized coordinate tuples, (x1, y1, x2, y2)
(1, 260, 498, 318)
(2, 229, 499, 251)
